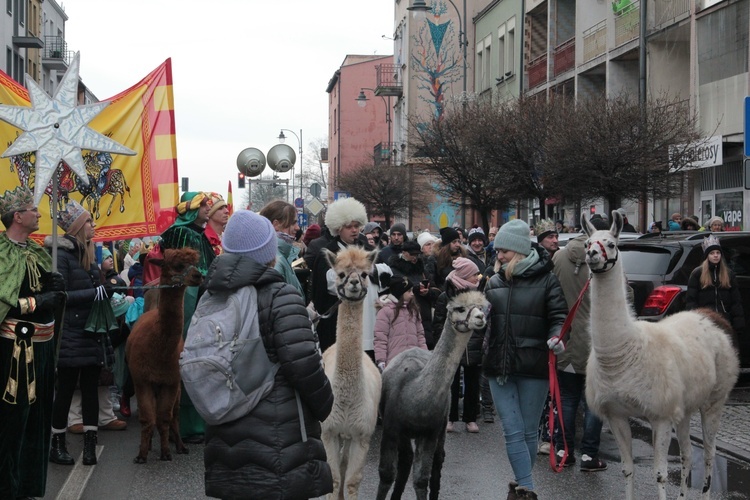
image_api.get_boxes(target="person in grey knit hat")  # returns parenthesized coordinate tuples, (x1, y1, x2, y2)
(484, 217, 568, 498)
(203, 209, 334, 500)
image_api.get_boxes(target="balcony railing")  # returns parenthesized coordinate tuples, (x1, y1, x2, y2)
(374, 142, 396, 166)
(583, 19, 607, 63)
(375, 64, 402, 98)
(615, 1, 640, 47)
(42, 36, 72, 70)
(652, 0, 690, 29)
(553, 38, 575, 76)
(527, 54, 548, 89)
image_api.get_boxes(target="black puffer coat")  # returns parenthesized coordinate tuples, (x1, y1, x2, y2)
(45, 236, 107, 368)
(483, 248, 568, 379)
(686, 262, 745, 333)
(203, 253, 334, 500)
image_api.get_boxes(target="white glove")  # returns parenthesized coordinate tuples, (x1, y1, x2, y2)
(377, 362, 386, 373)
(96, 285, 108, 299)
(547, 337, 565, 355)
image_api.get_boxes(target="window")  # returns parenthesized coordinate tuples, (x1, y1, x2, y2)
(6, 48, 11, 75)
(483, 35, 492, 91)
(6, 0, 11, 15)
(497, 25, 506, 82)
(507, 17, 516, 76)
(476, 39, 484, 90)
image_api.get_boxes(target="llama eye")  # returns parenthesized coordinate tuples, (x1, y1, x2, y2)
(361, 272, 368, 279)
(607, 242, 615, 249)
(338, 272, 346, 279)
(455, 307, 465, 313)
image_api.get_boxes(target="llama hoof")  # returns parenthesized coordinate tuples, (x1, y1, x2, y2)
(133, 456, 147, 464)
(159, 452, 173, 461)
(176, 446, 189, 455)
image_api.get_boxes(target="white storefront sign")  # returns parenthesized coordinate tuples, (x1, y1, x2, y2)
(669, 135, 723, 172)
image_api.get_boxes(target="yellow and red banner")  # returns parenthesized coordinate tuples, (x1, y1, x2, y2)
(0, 58, 178, 241)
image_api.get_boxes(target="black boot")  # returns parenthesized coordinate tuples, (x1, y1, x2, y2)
(82, 430, 97, 465)
(49, 432, 74, 465)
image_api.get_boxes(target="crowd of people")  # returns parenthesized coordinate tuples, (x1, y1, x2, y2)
(1, 185, 744, 500)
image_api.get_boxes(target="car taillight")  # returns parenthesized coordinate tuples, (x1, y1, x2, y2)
(641, 286, 682, 316)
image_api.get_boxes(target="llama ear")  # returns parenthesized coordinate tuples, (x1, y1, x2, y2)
(610, 210, 623, 239)
(322, 248, 337, 269)
(581, 213, 596, 237)
(367, 249, 379, 268)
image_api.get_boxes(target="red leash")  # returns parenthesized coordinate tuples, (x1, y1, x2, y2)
(548, 277, 590, 472)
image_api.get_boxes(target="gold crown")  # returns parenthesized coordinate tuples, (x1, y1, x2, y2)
(535, 218, 556, 236)
(0, 185, 34, 217)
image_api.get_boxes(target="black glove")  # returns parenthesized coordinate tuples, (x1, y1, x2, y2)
(46, 272, 66, 292)
(34, 291, 65, 312)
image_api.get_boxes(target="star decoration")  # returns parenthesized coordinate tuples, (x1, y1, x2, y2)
(0, 52, 136, 205)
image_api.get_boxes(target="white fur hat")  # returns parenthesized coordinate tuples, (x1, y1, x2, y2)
(417, 231, 437, 249)
(324, 197, 368, 236)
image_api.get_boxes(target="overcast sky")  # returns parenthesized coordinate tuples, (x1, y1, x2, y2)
(63, 0, 394, 201)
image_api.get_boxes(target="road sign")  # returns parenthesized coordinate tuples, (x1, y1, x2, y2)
(294, 197, 304, 209)
(307, 197, 324, 216)
(309, 182, 322, 198)
(334, 191, 351, 200)
(297, 213, 308, 227)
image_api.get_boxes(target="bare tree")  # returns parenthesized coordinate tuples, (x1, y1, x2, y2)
(240, 180, 287, 212)
(337, 160, 426, 229)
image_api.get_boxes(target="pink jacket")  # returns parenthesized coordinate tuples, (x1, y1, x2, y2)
(374, 302, 427, 365)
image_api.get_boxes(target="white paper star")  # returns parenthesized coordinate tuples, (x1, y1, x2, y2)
(0, 52, 136, 205)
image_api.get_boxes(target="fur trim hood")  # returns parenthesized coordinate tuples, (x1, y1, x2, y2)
(324, 197, 367, 236)
(43, 234, 77, 252)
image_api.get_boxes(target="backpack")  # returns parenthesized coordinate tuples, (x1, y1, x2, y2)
(179, 285, 279, 425)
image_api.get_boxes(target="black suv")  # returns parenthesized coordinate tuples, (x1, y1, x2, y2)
(618, 231, 750, 369)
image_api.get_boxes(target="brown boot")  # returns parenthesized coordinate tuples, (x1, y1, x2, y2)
(506, 481, 519, 500)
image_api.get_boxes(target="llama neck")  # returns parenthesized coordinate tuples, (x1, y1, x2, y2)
(157, 286, 187, 335)
(335, 300, 364, 373)
(589, 266, 636, 356)
(420, 323, 470, 396)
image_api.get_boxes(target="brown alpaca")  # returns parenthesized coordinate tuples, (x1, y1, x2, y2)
(125, 248, 203, 464)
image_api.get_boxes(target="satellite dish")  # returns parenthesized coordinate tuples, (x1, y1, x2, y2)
(267, 144, 296, 173)
(236, 147, 266, 177)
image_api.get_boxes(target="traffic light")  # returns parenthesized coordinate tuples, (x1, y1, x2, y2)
(238, 172, 246, 189)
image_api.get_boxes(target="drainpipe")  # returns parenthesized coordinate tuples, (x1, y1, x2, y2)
(639, 0, 648, 232)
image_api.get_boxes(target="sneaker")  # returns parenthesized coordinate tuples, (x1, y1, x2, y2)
(580, 454, 607, 472)
(446, 421, 455, 433)
(466, 422, 479, 433)
(556, 449, 576, 467)
(537, 441, 550, 455)
(482, 408, 495, 423)
(101, 419, 127, 431)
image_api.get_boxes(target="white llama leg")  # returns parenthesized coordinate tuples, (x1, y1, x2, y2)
(652, 419, 672, 500)
(608, 415, 636, 500)
(323, 430, 343, 500)
(675, 417, 692, 498)
(700, 405, 724, 499)
(344, 436, 371, 500)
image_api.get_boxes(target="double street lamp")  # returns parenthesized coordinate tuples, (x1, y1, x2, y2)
(278, 128, 302, 201)
(356, 88, 392, 160)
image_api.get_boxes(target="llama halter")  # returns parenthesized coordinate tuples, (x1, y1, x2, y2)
(586, 239, 619, 274)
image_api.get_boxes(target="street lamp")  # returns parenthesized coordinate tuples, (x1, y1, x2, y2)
(278, 128, 302, 201)
(356, 88, 392, 162)
(409, 0, 469, 226)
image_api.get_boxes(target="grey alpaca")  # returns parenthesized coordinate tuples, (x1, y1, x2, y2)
(376, 286, 489, 500)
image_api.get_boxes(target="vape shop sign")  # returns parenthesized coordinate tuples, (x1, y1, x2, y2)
(716, 191, 743, 231)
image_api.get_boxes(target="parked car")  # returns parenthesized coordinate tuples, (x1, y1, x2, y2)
(618, 230, 750, 369)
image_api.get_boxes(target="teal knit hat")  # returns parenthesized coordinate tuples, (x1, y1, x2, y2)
(494, 220, 531, 255)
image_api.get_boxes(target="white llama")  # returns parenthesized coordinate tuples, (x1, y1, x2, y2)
(376, 285, 489, 500)
(321, 247, 382, 500)
(582, 211, 739, 500)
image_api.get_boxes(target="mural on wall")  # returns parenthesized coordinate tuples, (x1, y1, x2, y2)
(411, 1, 463, 121)
(427, 181, 459, 228)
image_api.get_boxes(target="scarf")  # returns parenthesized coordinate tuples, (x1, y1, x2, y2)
(501, 249, 540, 277)
(0, 233, 53, 325)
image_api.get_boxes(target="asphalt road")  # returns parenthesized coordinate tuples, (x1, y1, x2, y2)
(42, 407, 750, 500)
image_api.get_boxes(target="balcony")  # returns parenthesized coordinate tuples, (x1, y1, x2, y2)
(374, 64, 402, 98)
(553, 38, 575, 76)
(42, 36, 72, 71)
(651, 0, 690, 30)
(12, 35, 44, 49)
(615, 1, 640, 47)
(374, 142, 396, 166)
(527, 54, 548, 89)
(583, 20, 607, 63)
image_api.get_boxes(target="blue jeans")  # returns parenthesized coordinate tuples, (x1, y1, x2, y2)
(553, 371, 603, 457)
(489, 375, 549, 490)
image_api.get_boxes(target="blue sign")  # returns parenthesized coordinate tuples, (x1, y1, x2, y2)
(334, 191, 351, 200)
(297, 213, 308, 227)
(294, 197, 304, 209)
(745, 97, 750, 157)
